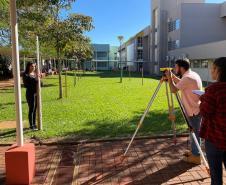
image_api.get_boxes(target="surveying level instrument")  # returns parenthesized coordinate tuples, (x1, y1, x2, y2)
(160, 67, 173, 72)
(123, 70, 210, 174)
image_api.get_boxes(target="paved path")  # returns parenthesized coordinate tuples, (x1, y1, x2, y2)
(0, 79, 14, 89)
(0, 137, 225, 185)
(0, 121, 16, 129)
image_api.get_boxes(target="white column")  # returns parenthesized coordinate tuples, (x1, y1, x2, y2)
(36, 36, 43, 130)
(9, 0, 24, 146)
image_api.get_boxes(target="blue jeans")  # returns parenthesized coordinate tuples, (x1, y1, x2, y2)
(205, 140, 226, 185)
(188, 114, 201, 156)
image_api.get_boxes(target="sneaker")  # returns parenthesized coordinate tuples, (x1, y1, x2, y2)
(182, 154, 201, 165)
(183, 150, 192, 157)
(32, 126, 38, 131)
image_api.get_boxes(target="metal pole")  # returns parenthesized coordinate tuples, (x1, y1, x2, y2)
(120, 42, 123, 83)
(74, 70, 77, 87)
(36, 36, 43, 130)
(129, 64, 131, 80)
(124, 81, 163, 156)
(23, 55, 26, 71)
(65, 70, 68, 98)
(141, 66, 144, 86)
(10, 0, 24, 146)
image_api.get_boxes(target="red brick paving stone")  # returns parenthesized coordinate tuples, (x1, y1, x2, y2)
(0, 146, 9, 185)
(32, 145, 60, 185)
(52, 166, 75, 185)
(1, 138, 226, 184)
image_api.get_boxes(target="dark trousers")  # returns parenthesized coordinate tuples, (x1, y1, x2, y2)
(205, 140, 226, 185)
(26, 93, 37, 129)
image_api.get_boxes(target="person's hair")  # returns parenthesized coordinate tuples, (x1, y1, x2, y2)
(175, 58, 190, 71)
(213, 57, 226, 82)
(24, 62, 35, 74)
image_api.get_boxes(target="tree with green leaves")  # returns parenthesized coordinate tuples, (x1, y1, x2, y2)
(0, 0, 10, 46)
(43, 10, 93, 98)
(64, 36, 93, 68)
(16, 0, 93, 99)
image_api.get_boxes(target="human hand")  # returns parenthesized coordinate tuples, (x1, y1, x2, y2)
(165, 70, 173, 81)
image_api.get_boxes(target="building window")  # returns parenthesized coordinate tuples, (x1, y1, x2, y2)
(137, 50, 143, 60)
(175, 40, 180, 49)
(168, 40, 180, 51)
(193, 60, 201, 68)
(201, 60, 208, 68)
(176, 19, 180, 30)
(97, 62, 107, 68)
(168, 19, 180, 32)
(97, 52, 107, 58)
(168, 22, 173, 32)
(191, 60, 209, 68)
(137, 37, 143, 47)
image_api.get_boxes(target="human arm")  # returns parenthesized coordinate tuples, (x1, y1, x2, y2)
(165, 70, 179, 93)
(171, 73, 180, 84)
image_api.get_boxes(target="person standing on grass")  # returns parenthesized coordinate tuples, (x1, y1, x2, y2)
(199, 57, 226, 185)
(165, 58, 203, 165)
(23, 62, 39, 131)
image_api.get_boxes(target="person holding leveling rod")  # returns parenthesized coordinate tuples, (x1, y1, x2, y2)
(199, 57, 226, 185)
(165, 58, 203, 164)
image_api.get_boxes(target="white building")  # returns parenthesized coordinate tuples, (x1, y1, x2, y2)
(150, 0, 226, 81)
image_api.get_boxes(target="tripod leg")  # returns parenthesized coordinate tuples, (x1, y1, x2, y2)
(175, 93, 210, 174)
(191, 132, 209, 173)
(165, 82, 171, 112)
(169, 90, 177, 145)
(123, 81, 163, 156)
(165, 82, 177, 145)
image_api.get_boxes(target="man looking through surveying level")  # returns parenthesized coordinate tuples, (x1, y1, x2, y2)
(164, 58, 203, 165)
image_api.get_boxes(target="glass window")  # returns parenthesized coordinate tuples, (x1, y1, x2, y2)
(97, 62, 107, 68)
(137, 37, 143, 47)
(168, 41, 172, 51)
(97, 52, 107, 58)
(201, 60, 208, 68)
(168, 19, 180, 32)
(193, 60, 201, 68)
(168, 40, 180, 51)
(176, 19, 180, 30)
(175, 40, 180, 49)
(137, 50, 143, 60)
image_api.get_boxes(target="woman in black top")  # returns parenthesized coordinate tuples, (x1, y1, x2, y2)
(23, 62, 38, 130)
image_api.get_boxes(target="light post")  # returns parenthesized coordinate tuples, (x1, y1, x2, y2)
(118, 36, 124, 83)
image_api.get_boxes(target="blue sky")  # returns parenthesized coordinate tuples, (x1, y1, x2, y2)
(71, 0, 225, 46)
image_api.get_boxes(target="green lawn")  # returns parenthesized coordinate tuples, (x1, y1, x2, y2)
(0, 71, 187, 142)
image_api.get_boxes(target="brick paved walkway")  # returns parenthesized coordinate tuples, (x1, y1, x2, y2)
(0, 137, 225, 185)
(0, 79, 14, 89)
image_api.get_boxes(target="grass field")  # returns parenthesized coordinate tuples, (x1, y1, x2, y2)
(0, 71, 187, 142)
